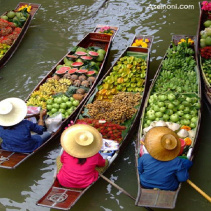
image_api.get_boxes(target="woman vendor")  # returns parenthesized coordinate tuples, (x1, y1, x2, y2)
(57, 124, 107, 189)
(0, 97, 51, 153)
(138, 126, 192, 191)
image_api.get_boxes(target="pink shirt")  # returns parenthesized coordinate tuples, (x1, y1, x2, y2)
(57, 151, 105, 188)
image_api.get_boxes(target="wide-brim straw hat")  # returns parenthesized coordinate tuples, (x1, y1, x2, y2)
(61, 124, 103, 158)
(144, 126, 181, 161)
(0, 98, 27, 127)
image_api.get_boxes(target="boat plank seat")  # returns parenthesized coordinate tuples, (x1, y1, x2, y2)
(0, 149, 29, 168)
(37, 179, 85, 210)
(137, 188, 178, 209)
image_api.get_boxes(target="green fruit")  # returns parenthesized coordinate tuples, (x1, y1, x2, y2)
(7, 11, 16, 19)
(97, 49, 106, 55)
(96, 53, 104, 62)
(205, 37, 211, 46)
(204, 20, 211, 28)
(0, 15, 8, 20)
(200, 39, 206, 48)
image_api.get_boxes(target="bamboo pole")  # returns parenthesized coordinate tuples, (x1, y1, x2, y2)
(187, 179, 211, 203)
(99, 174, 154, 211)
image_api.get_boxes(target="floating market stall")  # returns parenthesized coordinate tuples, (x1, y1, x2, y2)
(135, 35, 202, 209)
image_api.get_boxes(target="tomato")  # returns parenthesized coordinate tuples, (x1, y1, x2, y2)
(158, 102, 165, 107)
(184, 114, 191, 120)
(167, 93, 176, 101)
(153, 105, 160, 112)
(183, 107, 190, 114)
(163, 114, 170, 121)
(191, 117, 198, 123)
(59, 108, 66, 114)
(155, 112, 163, 118)
(159, 107, 166, 113)
(167, 103, 174, 109)
(148, 114, 156, 121)
(178, 104, 185, 110)
(170, 114, 179, 122)
(177, 110, 184, 116)
(173, 100, 180, 106)
(183, 119, 190, 125)
(165, 109, 174, 115)
(190, 122, 196, 128)
(62, 95, 69, 102)
(54, 97, 63, 104)
(158, 94, 167, 101)
(46, 105, 53, 110)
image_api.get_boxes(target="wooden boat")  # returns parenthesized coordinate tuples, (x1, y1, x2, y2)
(135, 35, 202, 209)
(196, 2, 211, 104)
(0, 25, 119, 169)
(0, 2, 41, 70)
(36, 35, 154, 210)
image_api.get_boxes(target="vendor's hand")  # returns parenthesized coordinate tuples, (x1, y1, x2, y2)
(40, 109, 47, 118)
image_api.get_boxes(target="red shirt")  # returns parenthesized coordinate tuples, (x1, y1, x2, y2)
(57, 151, 105, 188)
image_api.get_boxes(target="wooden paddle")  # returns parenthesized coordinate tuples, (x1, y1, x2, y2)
(99, 174, 154, 211)
(187, 179, 211, 203)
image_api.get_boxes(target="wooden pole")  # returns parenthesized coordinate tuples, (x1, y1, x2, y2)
(99, 174, 154, 211)
(187, 179, 211, 203)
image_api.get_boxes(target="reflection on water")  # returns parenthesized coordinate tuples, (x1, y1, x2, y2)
(0, 0, 211, 211)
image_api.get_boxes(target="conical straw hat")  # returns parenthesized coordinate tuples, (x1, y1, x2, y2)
(0, 98, 27, 127)
(144, 126, 181, 161)
(61, 124, 103, 158)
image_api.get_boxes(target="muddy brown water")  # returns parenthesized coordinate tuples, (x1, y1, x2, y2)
(0, 0, 210, 210)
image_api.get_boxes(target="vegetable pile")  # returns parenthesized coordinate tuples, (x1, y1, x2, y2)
(199, 5, 211, 86)
(0, 6, 31, 58)
(142, 37, 200, 155)
(27, 45, 107, 119)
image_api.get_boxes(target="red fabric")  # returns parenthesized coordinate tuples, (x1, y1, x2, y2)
(57, 151, 105, 188)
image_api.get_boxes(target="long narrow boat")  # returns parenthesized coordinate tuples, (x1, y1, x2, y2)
(196, 2, 211, 104)
(0, 2, 41, 70)
(135, 35, 202, 209)
(0, 25, 119, 169)
(36, 35, 154, 210)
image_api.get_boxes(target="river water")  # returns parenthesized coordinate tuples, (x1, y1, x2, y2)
(0, 0, 210, 211)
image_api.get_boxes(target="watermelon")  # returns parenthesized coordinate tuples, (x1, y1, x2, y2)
(81, 56, 93, 61)
(68, 68, 78, 74)
(67, 55, 78, 60)
(77, 69, 88, 74)
(56, 66, 71, 75)
(88, 51, 99, 57)
(75, 51, 87, 56)
(71, 62, 84, 67)
(86, 70, 96, 76)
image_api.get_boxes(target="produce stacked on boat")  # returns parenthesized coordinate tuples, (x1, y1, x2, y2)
(0, 6, 31, 58)
(67, 50, 148, 143)
(142, 38, 200, 155)
(26, 45, 106, 119)
(199, 4, 211, 86)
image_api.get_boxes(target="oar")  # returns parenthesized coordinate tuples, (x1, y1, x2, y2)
(99, 174, 154, 211)
(187, 179, 211, 203)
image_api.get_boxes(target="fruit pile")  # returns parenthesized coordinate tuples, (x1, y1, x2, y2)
(96, 54, 147, 100)
(46, 95, 79, 119)
(27, 46, 107, 119)
(132, 38, 150, 48)
(0, 43, 10, 58)
(75, 119, 126, 143)
(86, 92, 142, 124)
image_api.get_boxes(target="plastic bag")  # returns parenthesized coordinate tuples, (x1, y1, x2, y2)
(45, 113, 63, 133)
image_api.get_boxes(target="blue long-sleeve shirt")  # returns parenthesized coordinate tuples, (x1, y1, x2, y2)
(138, 154, 193, 191)
(0, 120, 44, 153)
